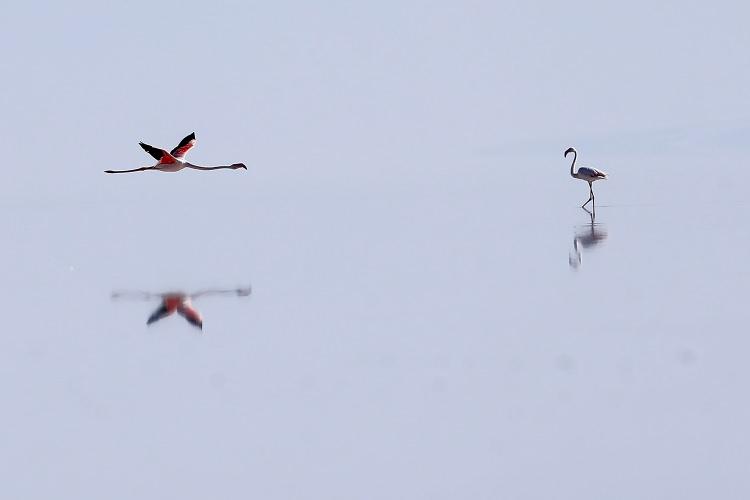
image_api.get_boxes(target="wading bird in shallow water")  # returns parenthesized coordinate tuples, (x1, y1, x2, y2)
(105, 132, 247, 174)
(565, 147, 607, 207)
(111, 286, 252, 330)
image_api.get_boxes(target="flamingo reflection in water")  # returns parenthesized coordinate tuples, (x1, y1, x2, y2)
(111, 286, 252, 330)
(569, 207, 607, 269)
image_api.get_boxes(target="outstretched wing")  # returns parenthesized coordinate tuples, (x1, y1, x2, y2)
(139, 142, 178, 164)
(170, 132, 196, 159)
(147, 303, 173, 325)
(177, 304, 203, 330)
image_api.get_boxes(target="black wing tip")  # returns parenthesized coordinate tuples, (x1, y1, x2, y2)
(180, 132, 196, 144)
(139, 141, 164, 160)
(170, 133, 197, 155)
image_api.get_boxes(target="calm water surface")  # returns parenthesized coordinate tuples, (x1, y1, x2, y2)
(1, 149, 749, 499)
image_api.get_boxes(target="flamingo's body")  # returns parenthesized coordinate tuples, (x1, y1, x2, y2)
(565, 147, 607, 207)
(111, 286, 252, 331)
(147, 294, 204, 329)
(105, 133, 247, 174)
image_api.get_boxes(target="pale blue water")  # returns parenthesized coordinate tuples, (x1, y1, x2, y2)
(3, 147, 750, 499)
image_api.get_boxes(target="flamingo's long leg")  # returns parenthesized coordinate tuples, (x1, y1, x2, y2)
(582, 182, 594, 207)
(112, 290, 154, 300)
(105, 166, 157, 174)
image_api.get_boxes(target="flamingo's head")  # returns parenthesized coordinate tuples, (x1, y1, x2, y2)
(564, 147, 576, 157)
(232, 163, 248, 170)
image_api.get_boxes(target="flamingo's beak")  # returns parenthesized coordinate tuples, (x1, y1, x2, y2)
(564, 147, 575, 157)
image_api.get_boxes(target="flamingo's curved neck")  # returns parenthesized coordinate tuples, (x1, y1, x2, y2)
(569, 151, 578, 177)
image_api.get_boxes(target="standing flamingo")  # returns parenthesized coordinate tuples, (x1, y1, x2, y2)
(111, 286, 252, 330)
(565, 147, 607, 207)
(105, 132, 247, 174)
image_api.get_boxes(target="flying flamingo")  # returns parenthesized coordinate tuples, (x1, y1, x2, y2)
(111, 286, 252, 330)
(105, 133, 247, 174)
(565, 147, 607, 207)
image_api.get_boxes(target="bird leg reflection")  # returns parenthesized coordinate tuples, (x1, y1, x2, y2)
(568, 210, 607, 269)
(111, 290, 155, 300)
